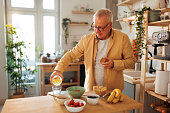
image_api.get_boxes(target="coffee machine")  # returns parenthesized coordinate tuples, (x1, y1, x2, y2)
(152, 30, 170, 60)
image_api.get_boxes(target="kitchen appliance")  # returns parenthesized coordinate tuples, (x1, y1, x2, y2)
(148, 10, 161, 22)
(152, 30, 170, 60)
(167, 0, 170, 8)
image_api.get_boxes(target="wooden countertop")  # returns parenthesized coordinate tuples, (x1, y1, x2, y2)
(123, 69, 155, 84)
(1, 92, 143, 113)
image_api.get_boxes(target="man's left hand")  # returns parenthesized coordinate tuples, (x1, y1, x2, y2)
(101, 57, 114, 69)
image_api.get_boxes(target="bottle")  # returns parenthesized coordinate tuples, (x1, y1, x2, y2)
(52, 75, 62, 86)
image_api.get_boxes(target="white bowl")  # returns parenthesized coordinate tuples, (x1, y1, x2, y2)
(55, 94, 70, 105)
(86, 94, 99, 105)
(64, 99, 86, 112)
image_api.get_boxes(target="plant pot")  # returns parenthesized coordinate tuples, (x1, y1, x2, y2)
(135, 61, 141, 71)
(11, 92, 24, 99)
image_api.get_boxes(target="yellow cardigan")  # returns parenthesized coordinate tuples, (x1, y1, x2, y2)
(54, 29, 136, 91)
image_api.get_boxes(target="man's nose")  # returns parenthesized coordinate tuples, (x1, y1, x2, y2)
(95, 28, 101, 32)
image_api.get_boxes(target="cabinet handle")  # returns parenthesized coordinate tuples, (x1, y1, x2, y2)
(69, 65, 71, 67)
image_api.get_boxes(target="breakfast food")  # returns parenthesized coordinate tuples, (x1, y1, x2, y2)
(68, 99, 84, 107)
(64, 99, 86, 112)
(93, 86, 107, 96)
(100, 58, 108, 63)
(107, 89, 124, 104)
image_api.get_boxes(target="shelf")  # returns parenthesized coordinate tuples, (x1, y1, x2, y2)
(68, 23, 89, 26)
(117, 0, 141, 6)
(44, 82, 79, 87)
(148, 57, 170, 62)
(156, 8, 170, 14)
(146, 90, 170, 103)
(148, 19, 170, 26)
(72, 11, 95, 14)
(117, 15, 136, 22)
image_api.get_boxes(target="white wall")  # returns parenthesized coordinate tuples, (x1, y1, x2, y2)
(0, 0, 8, 101)
(60, 0, 106, 50)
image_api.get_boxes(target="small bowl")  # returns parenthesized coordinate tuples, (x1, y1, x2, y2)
(55, 94, 70, 105)
(86, 94, 99, 105)
(64, 99, 86, 112)
(67, 86, 85, 98)
(93, 86, 107, 96)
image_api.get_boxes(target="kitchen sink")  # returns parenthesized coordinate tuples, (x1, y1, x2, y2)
(123, 71, 156, 79)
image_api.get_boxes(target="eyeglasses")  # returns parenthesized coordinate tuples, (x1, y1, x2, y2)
(91, 22, 110, 31)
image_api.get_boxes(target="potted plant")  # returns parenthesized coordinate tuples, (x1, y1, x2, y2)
(134, 6, 150, 60)
(133, 7, 150, 70)
(5, 24, 38, 98)
(62, 18, 71, 44)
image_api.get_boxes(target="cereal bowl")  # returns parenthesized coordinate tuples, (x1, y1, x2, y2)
(93, 86, 107, 96)
(86, 94, 99, 105)
(54, 94, 70, 105)
(64, 99, 86, 112)
(67, 86, 85, 98)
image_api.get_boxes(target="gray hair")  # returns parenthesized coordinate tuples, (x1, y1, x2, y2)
(93, 8, 113, 23)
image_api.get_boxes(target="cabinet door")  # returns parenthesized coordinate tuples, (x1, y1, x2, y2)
(122, 81, 136, 113)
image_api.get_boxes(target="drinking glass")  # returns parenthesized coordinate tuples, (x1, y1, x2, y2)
(52, 85, 62, 96)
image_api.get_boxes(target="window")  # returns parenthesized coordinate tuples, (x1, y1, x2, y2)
(43, 0, 55, 10)
(43, 16, 55, 54)
(11, 0, 34, 8)
(12, 14, 36, 82)
(7, 0, 60, 85)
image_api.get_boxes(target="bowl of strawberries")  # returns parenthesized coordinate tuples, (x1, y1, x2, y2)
(64, 99, 86, 112)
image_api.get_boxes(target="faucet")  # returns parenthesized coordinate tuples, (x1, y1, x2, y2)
(148, 51, 156, 73)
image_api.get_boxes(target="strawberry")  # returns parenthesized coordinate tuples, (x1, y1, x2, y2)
(75, 90, 80, 92)
(69, 99, 74, 105)
(80, 102, 84, 106)
(70, 105, 75, 107)
(74, 102, 80, 107)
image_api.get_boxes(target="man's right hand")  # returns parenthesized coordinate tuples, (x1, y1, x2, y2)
(50, 70, 64, 85)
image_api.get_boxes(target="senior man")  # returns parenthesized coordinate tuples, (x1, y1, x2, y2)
(50, 8, 135, 91)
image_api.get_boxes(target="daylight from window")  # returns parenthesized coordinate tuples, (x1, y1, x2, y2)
(11, 0, 34, 8)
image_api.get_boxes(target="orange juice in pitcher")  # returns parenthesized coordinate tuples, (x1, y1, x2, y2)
(52, 75, 62, 86)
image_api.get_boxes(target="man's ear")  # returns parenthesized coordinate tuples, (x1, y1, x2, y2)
(109, 22, 112, 27)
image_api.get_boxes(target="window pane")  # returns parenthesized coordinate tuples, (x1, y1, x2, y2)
(12, 14, 35, 83)
(43, 0, 55, 10)
(43, 16, 55, 54)
(11, 0, 34, 8)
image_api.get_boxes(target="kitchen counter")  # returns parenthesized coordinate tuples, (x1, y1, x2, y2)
(123, 69, 156, 84)
(1, 92, 143, 113)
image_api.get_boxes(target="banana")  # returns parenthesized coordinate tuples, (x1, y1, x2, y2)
(114, 89, 121, 98)
(112, 97, 119, 103)
(107, 90, 116, 103)
(107, 89, 123, 103)
(119, 93, 124, 102)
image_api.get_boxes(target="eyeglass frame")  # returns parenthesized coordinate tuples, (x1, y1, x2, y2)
(91, 22, 111, 31)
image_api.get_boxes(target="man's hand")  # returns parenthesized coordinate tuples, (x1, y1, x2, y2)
(101, 57, 114, 69)
(50, 70, 64, 85)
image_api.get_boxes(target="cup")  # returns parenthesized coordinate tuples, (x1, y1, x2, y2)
(52, 85, 62, 96)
